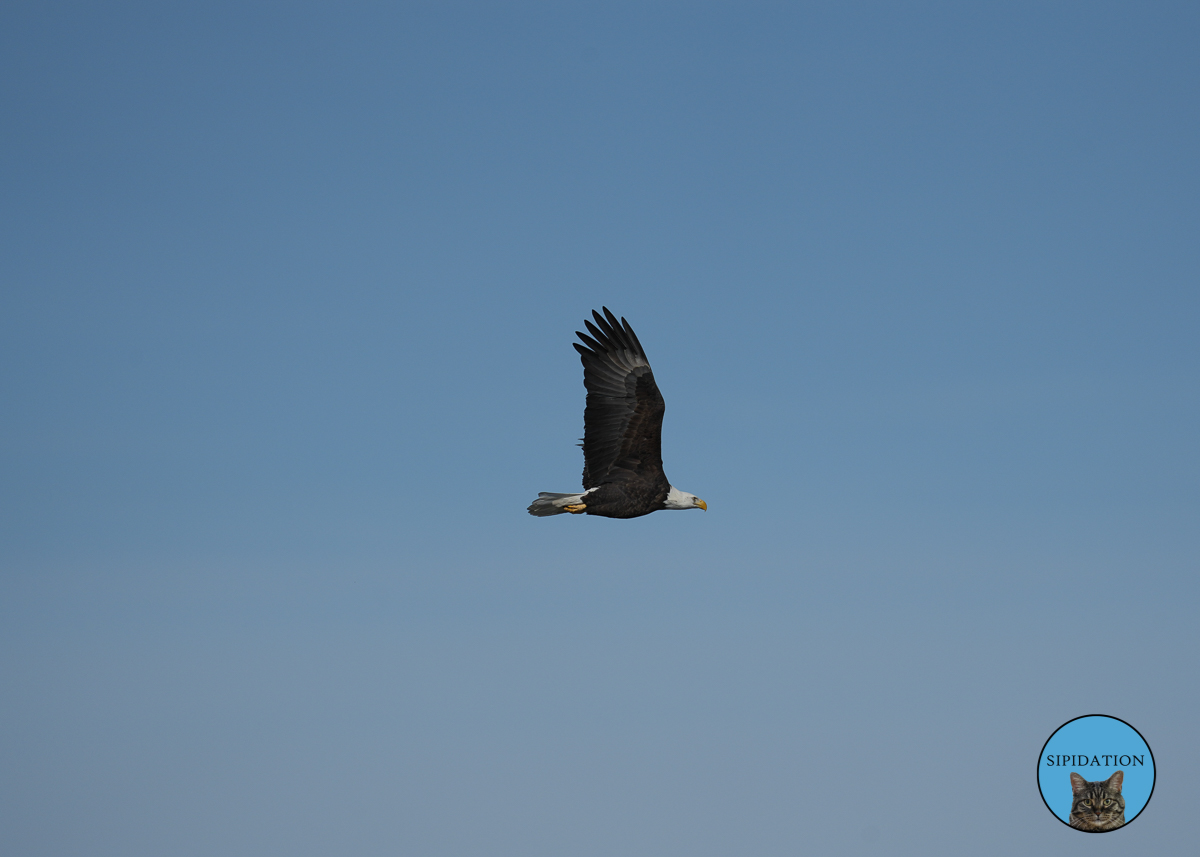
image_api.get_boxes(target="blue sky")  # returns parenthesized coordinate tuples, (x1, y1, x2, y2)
(2, 3, 1197, 854)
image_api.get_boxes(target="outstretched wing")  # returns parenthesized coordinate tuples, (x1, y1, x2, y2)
(573, 308, 665, 489)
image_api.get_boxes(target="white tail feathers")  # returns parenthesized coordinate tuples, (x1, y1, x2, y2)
(527, 492, 586, 516)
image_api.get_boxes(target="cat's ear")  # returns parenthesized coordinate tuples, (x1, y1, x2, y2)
(1070, 772, 1086, 794)
(1106, 770, 1123, 792)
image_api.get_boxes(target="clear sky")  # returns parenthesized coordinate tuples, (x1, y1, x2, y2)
(2, 2, 1197, 854)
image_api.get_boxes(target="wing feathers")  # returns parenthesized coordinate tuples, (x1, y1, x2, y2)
(574, 307, 666, 490)
(575, 331, 604, 352)
(621, 316, 645, 355)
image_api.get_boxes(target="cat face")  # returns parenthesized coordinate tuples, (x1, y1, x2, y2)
(1069, 770, 1125, 831)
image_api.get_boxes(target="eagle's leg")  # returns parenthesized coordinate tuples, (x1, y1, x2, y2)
(564, 504, 587, 513)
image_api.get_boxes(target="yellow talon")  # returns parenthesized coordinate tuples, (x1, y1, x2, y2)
(564, 504, 587, 514)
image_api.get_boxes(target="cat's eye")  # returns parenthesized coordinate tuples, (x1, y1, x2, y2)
(1104, 799, 1113, 806)
(1081, 800, 1091, 806)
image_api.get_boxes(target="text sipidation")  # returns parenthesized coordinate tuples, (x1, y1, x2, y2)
(1044, 755, 1144, 767)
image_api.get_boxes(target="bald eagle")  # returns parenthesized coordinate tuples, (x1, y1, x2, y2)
(528, 308, 707, 519)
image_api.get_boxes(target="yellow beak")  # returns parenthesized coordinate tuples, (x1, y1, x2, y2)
(696, 498, 707, 511)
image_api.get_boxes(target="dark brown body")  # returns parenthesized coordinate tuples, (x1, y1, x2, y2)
(578, 479, 670, 519)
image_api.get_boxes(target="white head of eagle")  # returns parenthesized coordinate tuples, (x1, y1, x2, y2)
(527, 308, 707, 520)
(664, 486, 707, 511)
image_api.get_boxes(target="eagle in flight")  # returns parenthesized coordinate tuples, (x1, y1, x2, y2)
(528, 308, 707, 519)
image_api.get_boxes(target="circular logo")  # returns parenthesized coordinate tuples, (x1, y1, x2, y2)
(1037, 714, 1155, 832)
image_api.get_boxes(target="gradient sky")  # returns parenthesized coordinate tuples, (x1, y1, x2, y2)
(2, 3, 1197, 855)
